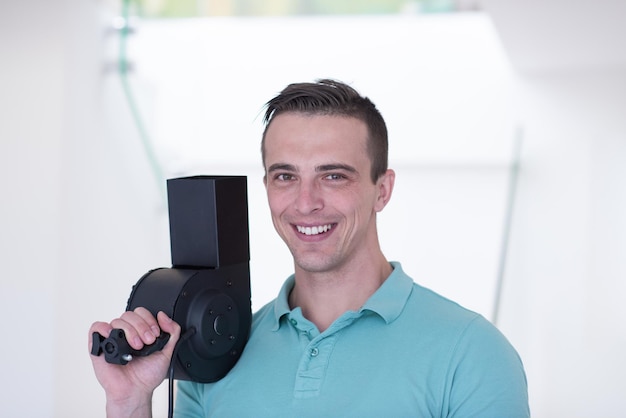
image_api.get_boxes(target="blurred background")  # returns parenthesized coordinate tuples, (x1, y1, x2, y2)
(0, 0, 624, 416)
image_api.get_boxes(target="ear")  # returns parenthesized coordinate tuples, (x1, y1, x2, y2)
(374, 169, 395, 212)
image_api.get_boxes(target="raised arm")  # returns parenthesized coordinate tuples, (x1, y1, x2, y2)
(89, 309, 181, 418)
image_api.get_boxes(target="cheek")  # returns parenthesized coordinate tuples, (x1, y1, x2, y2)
(352, 193, 379, 224)
(333, 192, 371, 223)
(267, 190, 289, 216)
(347, 188, 376, 210)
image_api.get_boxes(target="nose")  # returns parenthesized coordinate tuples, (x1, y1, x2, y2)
(294, 180, 323, 214)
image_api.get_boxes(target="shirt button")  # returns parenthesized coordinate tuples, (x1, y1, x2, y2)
(310, 347, 319, 357)
(290, 318, 297, 326)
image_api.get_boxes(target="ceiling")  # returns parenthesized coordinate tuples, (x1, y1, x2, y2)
(483, 0, 626, 73)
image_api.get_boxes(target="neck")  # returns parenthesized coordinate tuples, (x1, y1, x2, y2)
(289, 253, 393, 332)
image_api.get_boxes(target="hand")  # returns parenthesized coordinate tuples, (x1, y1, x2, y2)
(89, 308, 181, 416)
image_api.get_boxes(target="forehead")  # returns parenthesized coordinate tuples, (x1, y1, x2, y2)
(264, 113, 369, 160)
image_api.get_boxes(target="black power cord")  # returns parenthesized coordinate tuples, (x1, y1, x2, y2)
(167, 327, 197, 418)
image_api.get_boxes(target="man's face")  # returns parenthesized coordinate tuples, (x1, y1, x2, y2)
(263, 112, 393, 275)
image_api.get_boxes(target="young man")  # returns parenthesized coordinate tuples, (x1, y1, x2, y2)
(90, 79, 529, 417)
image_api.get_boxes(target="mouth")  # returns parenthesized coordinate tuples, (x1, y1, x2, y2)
(295, 224, 334, 236)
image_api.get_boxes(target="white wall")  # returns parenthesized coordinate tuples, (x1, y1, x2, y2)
(482, 1, 626, 415)
(0, 2, 64, 416)
(0, 1, 171, 416)
(498, 71, 626, 417)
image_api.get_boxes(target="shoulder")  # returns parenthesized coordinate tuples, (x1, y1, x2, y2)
(403, 284, 529, 417)
(251, 299, 278, 326)
(245, 297, 284, 338)
(404, 281, 522, 364)
(399, 281, 487, 337)
(407, 282, 478, 318)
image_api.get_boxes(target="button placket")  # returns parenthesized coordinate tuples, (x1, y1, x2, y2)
(294, 335, 338, 398)
(292, 311, 363, 398)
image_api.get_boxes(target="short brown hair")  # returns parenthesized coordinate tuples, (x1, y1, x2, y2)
(261, 79, 388, 183)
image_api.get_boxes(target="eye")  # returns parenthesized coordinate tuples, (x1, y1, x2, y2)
(325, 173, 345, 181)
(276, 173, 295, 181)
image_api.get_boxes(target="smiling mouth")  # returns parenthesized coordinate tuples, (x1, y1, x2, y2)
(296, 224, 334, 236)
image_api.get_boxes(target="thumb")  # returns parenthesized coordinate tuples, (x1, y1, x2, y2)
(156, 311, 181, 358)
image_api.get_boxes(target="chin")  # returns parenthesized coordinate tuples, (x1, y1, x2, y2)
(294, 255, 339, 274)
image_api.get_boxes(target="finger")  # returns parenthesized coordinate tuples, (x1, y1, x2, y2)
(121, 308, 161, 345)
(132, 307, 162, 339)
(110, 314, 155, 350)
(88, 321, 113, 353)
(156, 311, 181, 356)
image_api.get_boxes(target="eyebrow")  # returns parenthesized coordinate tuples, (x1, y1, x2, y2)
(267, 163, 296, 173)
(267, 163, 357, 173)
(316, 163, 357, 174)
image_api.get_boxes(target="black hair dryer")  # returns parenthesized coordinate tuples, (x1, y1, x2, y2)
(91, 176, 252, 383)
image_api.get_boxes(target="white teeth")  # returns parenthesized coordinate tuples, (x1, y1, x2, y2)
(297, 224, 332, 236)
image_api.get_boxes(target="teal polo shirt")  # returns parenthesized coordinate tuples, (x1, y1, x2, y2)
(176, 262, 529, 417)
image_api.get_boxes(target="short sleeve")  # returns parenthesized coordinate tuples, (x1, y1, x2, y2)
(446, 316, 530, 418)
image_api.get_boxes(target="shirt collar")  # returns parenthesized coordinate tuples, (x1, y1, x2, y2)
(270, 262, 413, 331)
(360, 262, 414, 323)
(271, 274, 296, 331)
